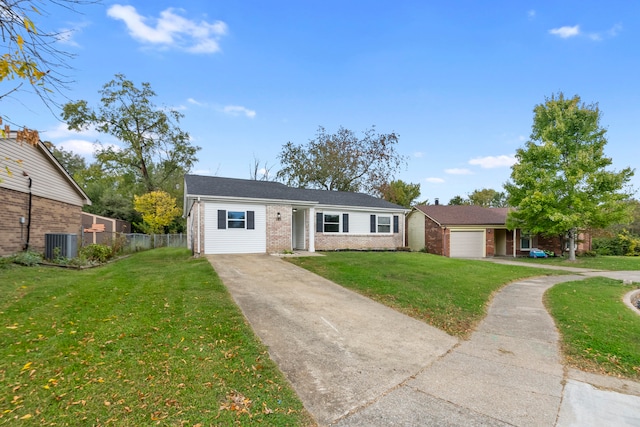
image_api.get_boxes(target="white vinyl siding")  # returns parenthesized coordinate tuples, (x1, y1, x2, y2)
(450, 230, 485, 258)
(204, 203, 266, 254)
(0, 138, 86, 206)
(407, 211, 426, 251)
(317, 211, 392, 234)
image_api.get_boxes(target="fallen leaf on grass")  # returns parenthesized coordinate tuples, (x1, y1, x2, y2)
(220, 391, 252, 414)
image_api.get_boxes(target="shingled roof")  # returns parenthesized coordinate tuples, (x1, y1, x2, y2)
(414, 205, 509, 226)
(184, 175, 405, 210)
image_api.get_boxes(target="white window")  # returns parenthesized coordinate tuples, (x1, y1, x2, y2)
(520, 233, 531, 250)
(323, 214, 340, 233)
(377, 216, 391, 233)
(228, 211, 246, 229)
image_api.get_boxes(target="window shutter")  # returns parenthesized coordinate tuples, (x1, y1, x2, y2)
(218, 210, 226, 229)
(316, 212, 323, 232)
(370, 215, 376, 233)
(247, 211, 255, 230)
(393, 215, 399, 233)
(342, 214, 349, 233)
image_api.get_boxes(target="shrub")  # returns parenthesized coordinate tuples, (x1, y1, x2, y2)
(578, 250, 597, 257)
(11, 250, 43, 266)
(80, 244, 113, 263)
(593, 230, 640, 256)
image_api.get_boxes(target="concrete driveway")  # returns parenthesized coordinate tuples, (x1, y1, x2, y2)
(208, 254, 458, 424)
(208, 254, 640, 426)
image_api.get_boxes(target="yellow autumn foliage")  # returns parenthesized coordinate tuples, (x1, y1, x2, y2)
(133, 190, 181, 234)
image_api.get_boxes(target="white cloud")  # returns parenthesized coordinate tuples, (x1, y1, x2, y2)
(188, 97, 207, 107)
(41, 123, 120, 159)
(445, 168, 473, 175)
(608, 23, 623, 37)
(527, 10, 536, 20)
(107, 5, 228, 53)
(56, 28, 80, 47)
(468, 155, 516, 169)
(549, 25, 580, 38)
(57, 139, 97, 156)
(425, 177, 445, 184)
(43, 123, 96, 140)
(589, 23, 623, 41)
(222, 105, 256, 119)
(413, 151, 424, 158)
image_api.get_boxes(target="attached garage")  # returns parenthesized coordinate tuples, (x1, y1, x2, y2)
(204, 203, 266, 254)
(450, 230, 485, 258)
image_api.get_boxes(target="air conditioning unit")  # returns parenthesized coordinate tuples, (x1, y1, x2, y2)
(45, 233, 78, 260)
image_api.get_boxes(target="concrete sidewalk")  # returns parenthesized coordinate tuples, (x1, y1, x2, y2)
(208, 254, 640, 426)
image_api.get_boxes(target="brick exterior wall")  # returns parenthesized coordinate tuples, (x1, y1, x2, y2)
(424, 216, 445, 255)
(187, 200, 206, 256)
(314, 221, 405, 251)
(0, 187, 82, 256)
(266, 205, 293, 253)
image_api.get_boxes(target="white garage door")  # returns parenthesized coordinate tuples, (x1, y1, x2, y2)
(204, 203, 266, 254)
(450, 230, 485, 258)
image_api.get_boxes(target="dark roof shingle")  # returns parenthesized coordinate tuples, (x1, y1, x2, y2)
(185, 175, 405, 209)
(415, 205, 508, 226)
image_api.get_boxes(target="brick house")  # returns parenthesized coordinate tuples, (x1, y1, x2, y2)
(0, 132, 91, 256)
(184, 175, 408, 255)
(406, 204, 591, 258)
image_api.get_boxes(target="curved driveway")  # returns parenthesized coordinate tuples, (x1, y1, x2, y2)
(208, 254, 640, 426)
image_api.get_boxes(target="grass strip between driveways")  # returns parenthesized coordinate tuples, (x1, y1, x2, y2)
(513, 255, 640, 271)
(0, 248, 314, 426)
(286, 251, 564, 337)
(546, 277, 640, 380)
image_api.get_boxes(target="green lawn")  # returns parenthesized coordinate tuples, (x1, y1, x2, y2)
(0, 248, 314, 426)
(513, 255, 640, 271)
(286, 252, 564, 337)
(546, 277, 640, 380)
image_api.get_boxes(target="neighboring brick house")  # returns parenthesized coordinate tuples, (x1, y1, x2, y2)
(0, 132, 91, 256)
(183, 175, 408, 255)
(406, 204, 591, 258)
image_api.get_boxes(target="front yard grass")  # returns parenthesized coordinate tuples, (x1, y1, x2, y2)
(0, 248, 314, 426)
(514, 255, 640, 271)
(546, 277, 640, 380)
(287, 252, 564, 337)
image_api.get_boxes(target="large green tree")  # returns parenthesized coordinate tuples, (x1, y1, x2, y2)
(62, 74, 199, 193)
(448, 195, 469, 206)
(48, 143, 87, 176)
(468, 188, 508, 208)
(378, 179, 421, 208)
(276, 126, 406, 195)
(505, 93, 634, 260)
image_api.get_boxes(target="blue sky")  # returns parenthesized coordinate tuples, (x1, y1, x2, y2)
(5, 1, 639, 203)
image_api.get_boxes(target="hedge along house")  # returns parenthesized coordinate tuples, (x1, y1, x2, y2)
(0, 131, 91, 256)
(184, 175, 408, 255)
(407, 204, 591, 258)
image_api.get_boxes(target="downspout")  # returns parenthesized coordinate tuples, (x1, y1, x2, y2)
(197, 197, 201, 256)
(24, 175, 32, 251)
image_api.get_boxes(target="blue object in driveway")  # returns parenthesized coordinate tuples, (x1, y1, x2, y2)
(529, 248, 548, 258)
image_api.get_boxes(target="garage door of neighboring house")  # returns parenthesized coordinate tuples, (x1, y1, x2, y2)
(450, 230, 485, 258)
(204, 203, 266, 254)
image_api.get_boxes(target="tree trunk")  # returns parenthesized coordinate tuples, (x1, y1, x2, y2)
(568, 228, 577, 261)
